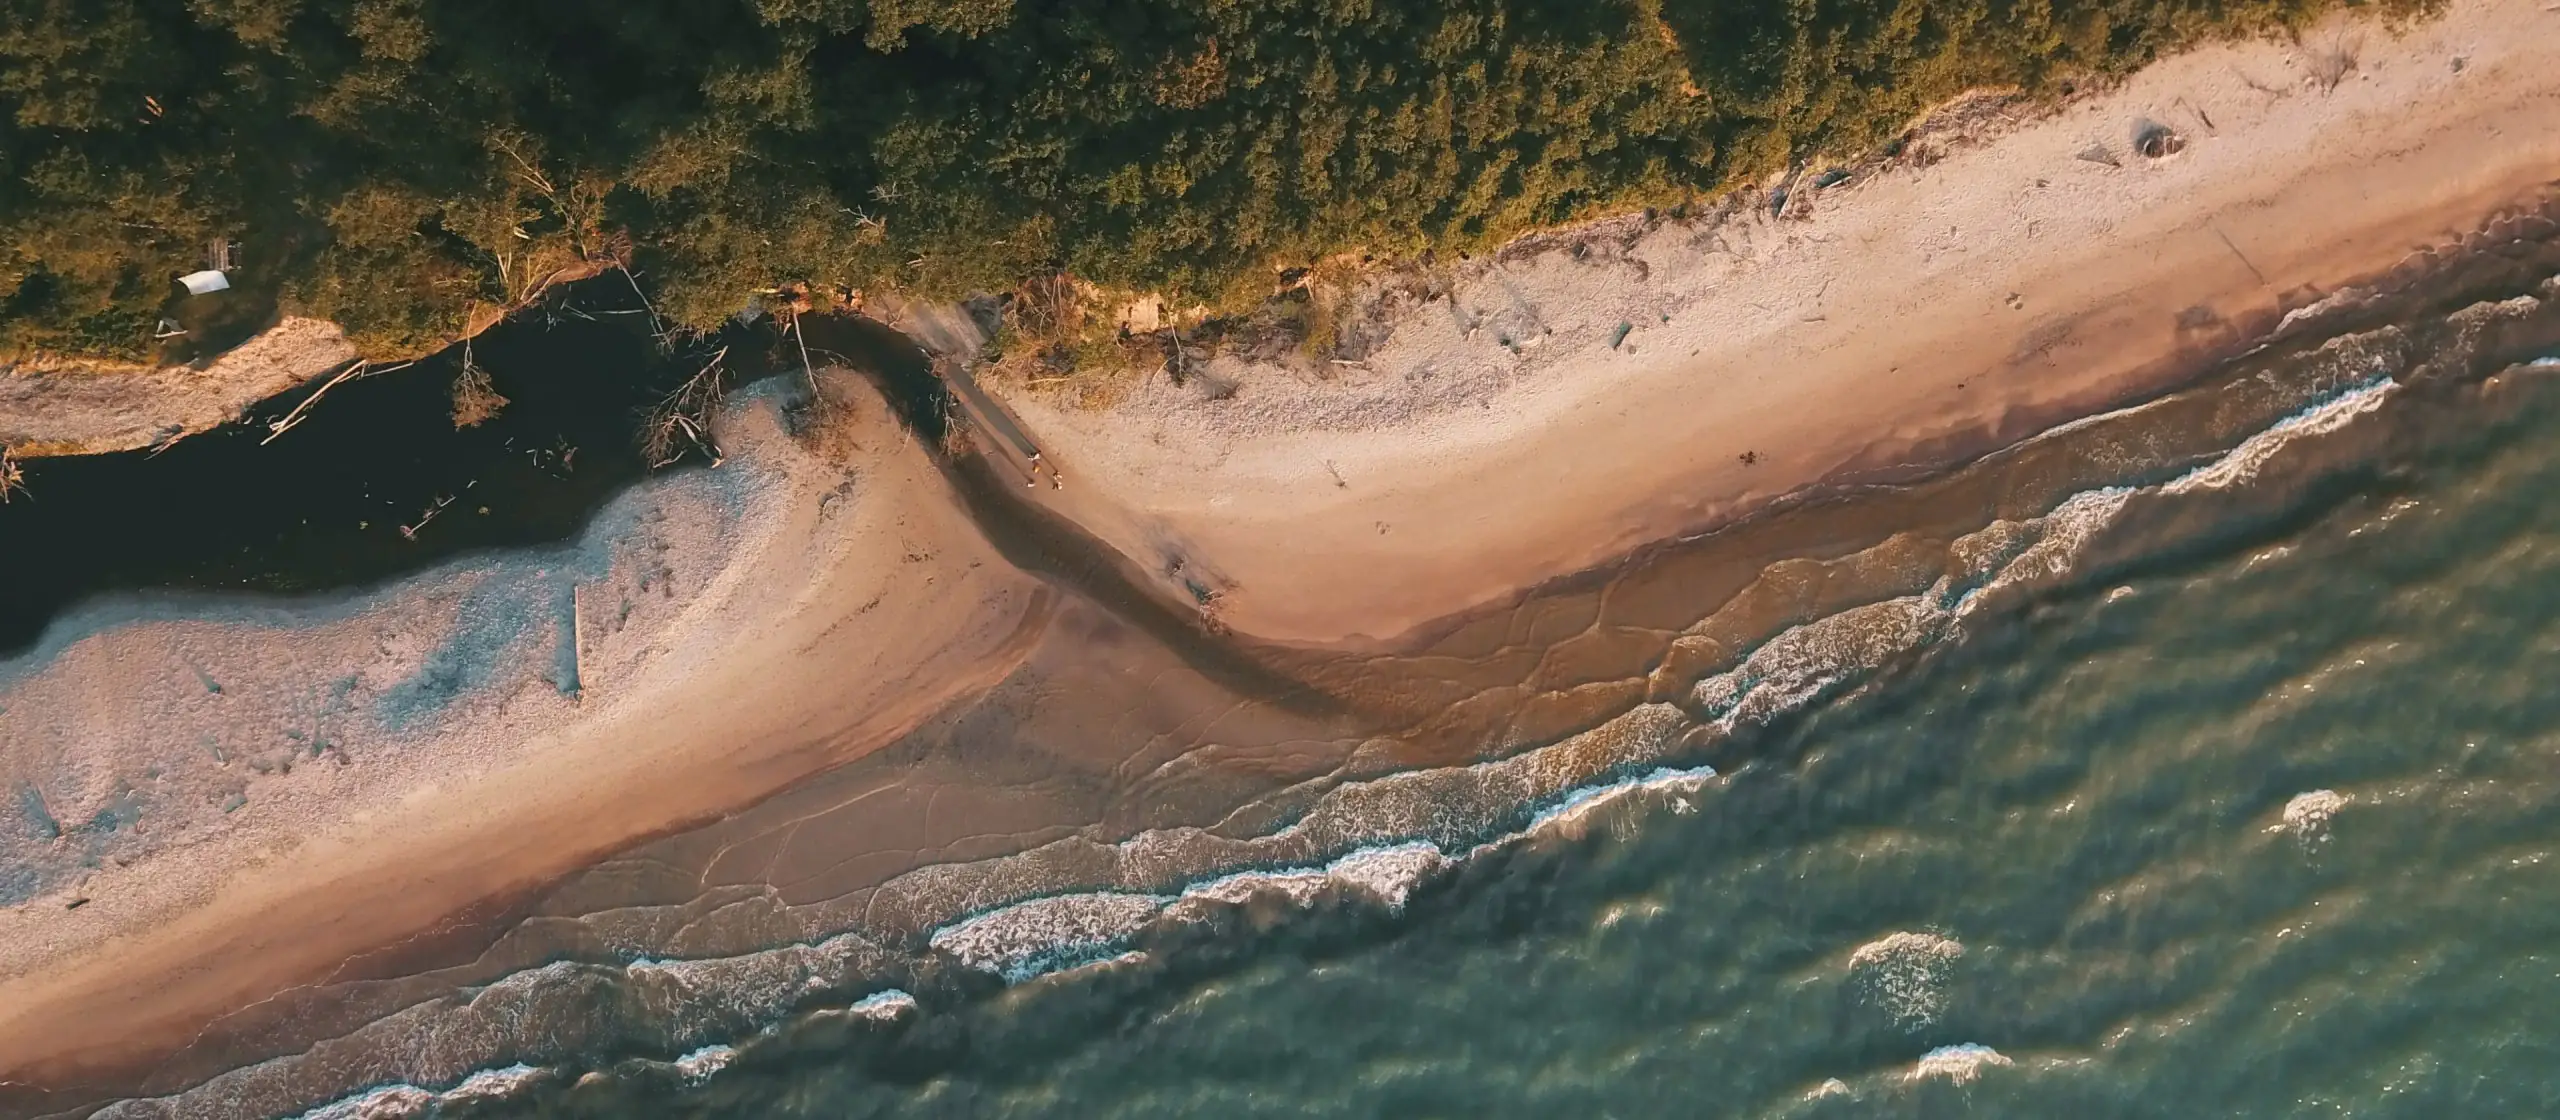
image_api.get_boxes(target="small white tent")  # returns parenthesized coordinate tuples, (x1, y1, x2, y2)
(178, 270, 230, 295)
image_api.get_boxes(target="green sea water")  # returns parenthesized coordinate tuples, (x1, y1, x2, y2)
(421, 351, 2560, 1115)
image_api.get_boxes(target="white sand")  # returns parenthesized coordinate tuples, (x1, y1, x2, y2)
(997, 0, 2560, 646)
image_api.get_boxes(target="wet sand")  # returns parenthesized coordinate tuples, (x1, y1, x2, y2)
(4, 0, 2560, 1113)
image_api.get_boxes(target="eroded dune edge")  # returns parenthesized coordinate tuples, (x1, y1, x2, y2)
(3, 0, 2558, 1114)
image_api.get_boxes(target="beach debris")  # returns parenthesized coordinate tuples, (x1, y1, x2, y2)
(0, 444, 24, 503)
(617, 263, 674, 349)
(1609, 321, 1634, 349)
(569, 584, 588, 705)
(644, 347, 728, 467)
(450, 346, 508, 429)
(2133, 121, 2186, 159)
(1813, 167, 1852, 189)
(1767, 165, 1803, 217)
(263, 358, 409, 445)
(2305, 33, 2360, 93)
(2075, 143, 2121, 168)
(785, 298, 825, 415)
(177, 269, 230, 296)
(399, 494, 456, 540)
(152, 317, 188, 340)
(2177, 96, 2217, 133)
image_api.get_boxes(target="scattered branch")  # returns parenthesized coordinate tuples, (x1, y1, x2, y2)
(450, 340, 509, 428)
(263, 359, 411, 445)
(399, 494, 456, 540)
(0, 445, 25, 503)
(617, 264, 672, 348)
(2305, 33, 2361, 93)
(643, 345, 730, 467)
(789, 308, 825, 410)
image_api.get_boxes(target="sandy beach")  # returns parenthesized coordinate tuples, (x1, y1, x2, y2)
(3, 0, 2559, 1110)
(996, 0, 2560, 646)
(0, 318, 356, 457)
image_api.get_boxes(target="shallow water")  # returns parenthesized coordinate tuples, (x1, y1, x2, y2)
(25, 233, 2560, 1117)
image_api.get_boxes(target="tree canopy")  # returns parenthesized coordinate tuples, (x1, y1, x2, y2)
(0, 0, 2418, 362)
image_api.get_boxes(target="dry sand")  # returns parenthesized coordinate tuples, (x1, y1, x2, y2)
(0, 318, 358, 457)
(4, 0, 2559, 1106)
(0, 374, 1047, 1097)
(997, 0, 2560, 646)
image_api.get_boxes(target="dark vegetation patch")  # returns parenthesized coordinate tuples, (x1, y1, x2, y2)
(1, 0, 2425, 366)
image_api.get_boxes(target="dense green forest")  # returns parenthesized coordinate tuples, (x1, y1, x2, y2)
(2, 0, 2418, 363)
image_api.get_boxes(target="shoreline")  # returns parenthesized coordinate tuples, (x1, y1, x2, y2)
(3, 0, 2559, 1112)
(990, 0, 2560, 647)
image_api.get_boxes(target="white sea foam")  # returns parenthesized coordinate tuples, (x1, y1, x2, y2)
(286, 1063, 548, 1120)
(2162, 378, 2396, 496)
(1524, 764, 1718, 837)
(440, 1064, 548, 1101)
(1318, 842, 1451, 908)
(842, 988, 920, 1021)
(1849, 931, 1966, 1028)
(2275, 287, 2370, 334)
(929, 891, 1172, 982)
(1907, 1043, 2013, 1083)
(2275, 789, 2347, 842)
(670, 1045, 736, 1082)
(287, 1085, 435, 1120)
(1180, 841, 1457, 913)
